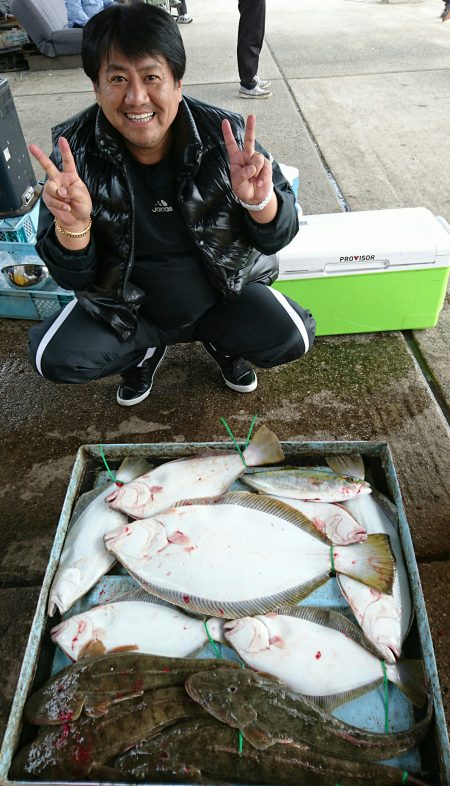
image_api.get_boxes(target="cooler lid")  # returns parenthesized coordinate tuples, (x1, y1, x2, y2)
(278, 207, 450, 277)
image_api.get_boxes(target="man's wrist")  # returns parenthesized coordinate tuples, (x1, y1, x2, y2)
(54, 217, 92, 238)
(238, 186, 274, 212)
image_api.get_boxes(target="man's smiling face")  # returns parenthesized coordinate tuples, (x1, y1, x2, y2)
(95, 48, 182, 164)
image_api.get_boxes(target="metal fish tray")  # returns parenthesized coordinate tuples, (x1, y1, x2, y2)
(0, 440, 448, 786)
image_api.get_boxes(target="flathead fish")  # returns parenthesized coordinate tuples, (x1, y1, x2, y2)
(185, 667, 432, 761)
(224, 606, 426, 708)
(242, 466, 371, 501)
(115, 716, 430, 785)
(48, 457, 150, 616)
(24, 652, 238, 726)
(104, 492, 395, 618)
(51, 591, 224, 661)
(12, 686, 206, 780)
(106, 425, 284, 518)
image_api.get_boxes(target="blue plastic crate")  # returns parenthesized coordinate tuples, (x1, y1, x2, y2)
(0, 200, 40, 243)
(0, 274, 74, 320)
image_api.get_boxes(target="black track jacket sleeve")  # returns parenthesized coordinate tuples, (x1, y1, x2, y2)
(240, 151, 299, 255)
(35, 197, 98, 292)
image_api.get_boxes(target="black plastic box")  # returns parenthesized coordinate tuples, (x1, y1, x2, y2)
(0, 78, 37, 216)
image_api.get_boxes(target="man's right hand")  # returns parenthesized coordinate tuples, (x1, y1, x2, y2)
(29, 136, 93, 233)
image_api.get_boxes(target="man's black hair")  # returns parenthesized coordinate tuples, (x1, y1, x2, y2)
(81, 4, 186, 85)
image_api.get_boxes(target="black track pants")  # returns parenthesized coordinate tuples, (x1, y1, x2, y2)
(28, 283, 316, 384)
(237, 0, 266, 87)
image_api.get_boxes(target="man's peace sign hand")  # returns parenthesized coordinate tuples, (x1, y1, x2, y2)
(28, 137, 92, 230)
(222, 114, 273, 206)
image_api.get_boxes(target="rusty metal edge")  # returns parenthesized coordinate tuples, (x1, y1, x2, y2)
(380, 443, 450, 784)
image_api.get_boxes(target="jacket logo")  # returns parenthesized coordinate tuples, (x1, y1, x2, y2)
(152, 199, 173, 213)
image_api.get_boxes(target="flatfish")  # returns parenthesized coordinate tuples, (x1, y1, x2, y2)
(104, 492, 395, 618)
(224, 606, 426, 708)
(266, 496, 367, 544)
(48, 457, 150, 616)
(51, 590, 224, 661)
(106, 425, 284, 518)
(338, 491, 413, 663)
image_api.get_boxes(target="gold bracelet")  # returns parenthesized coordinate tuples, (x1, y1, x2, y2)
(54, 216, 92, 238)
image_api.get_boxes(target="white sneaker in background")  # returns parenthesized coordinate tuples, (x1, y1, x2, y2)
(239, 83, 272, 99)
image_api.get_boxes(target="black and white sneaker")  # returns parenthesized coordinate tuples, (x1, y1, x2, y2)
(203, 342, 257, 393)
(117, 347, 167, 406)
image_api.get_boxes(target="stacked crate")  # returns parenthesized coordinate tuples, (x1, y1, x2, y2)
(0, 200, 74, 319)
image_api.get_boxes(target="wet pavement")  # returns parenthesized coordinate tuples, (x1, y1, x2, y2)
(0, 0, 449, 781)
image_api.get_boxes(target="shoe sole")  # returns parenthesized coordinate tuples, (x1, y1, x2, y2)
(239, 92, 272, 99)
(116, 348, 168, 407)
(224, 376, 258, 393)
(203, 344, 258, 393)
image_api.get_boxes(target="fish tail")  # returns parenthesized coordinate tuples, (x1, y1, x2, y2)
(115, 457, 150, 484)
(243, 426, 284, 467)
(326, 452, 366, 479)
(388, 659, 428, 708)
(334, 533, 395, 594)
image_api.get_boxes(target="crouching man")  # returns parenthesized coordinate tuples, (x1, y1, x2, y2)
(28, 3, 315, 407)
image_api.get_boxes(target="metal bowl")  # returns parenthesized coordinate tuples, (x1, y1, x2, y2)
(2, 262, 50, 291)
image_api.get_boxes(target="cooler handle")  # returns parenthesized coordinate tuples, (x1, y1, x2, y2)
(436, 216, 450, 235)
(324, 260, 389, 274)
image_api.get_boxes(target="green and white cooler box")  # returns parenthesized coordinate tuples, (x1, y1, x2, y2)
(273, 207, 450, 336)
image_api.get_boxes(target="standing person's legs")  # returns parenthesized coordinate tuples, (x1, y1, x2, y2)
(194, 282, 316, 390)
(28, 299, 166, 385)
(237, 0, 266, 88)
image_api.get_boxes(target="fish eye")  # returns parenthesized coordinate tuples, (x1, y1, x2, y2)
(228, 685, 238, 693)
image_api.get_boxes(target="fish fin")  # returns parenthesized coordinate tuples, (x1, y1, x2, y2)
(371, 489, 400, 530)
(78, 639, 107, 659)
(100, 587, 174, 607)
(138, 572, 330, 618)
(304, 680, 383, 711)
(275, 604, 380, 654)
(243, 425, 285, 467)
(326, 453, 365, 480)
(242, 722, 275, 750)
(115, 457, 151, 484)
(173, 494, 224, 508)
(389, 659, 428, 708)
(213, 491, 331, 543)
(83, 698, 112, 717)
(83, 686, 144, 717)
(335, 533, 395, 594)
(244, 464, 298, 475)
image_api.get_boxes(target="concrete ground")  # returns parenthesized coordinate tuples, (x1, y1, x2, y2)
(0, 0, 449, 781)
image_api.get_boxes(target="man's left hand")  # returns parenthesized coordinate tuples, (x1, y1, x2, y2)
(222, 114, 273, 206)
